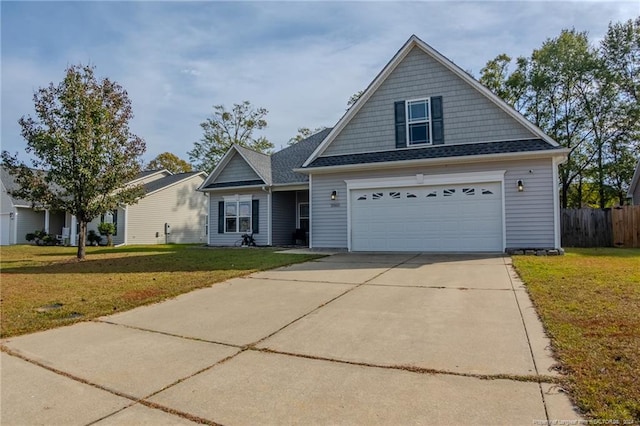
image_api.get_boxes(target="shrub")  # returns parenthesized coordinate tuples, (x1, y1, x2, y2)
(87, 230, 102, 246)
(98, 222, 116, 246)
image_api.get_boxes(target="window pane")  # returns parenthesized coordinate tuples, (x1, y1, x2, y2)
(225, 218, 237, 232)
(226, 202, 237, 217)
(299, 204, 309, 218)
(239, 217, 251, 232)
(409, 123, 429, 144)
(239, 201, 251, 217)
(408, 101, 428, 121)
(300, 218, 310, 231)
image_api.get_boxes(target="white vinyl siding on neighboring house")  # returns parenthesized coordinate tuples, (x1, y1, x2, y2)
(127, 177, 207, 244)
(323, 46, 535, 157)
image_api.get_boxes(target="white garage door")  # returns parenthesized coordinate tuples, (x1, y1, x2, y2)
(351, 182, 503, 252)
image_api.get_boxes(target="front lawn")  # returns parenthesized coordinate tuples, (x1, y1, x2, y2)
(0, 245, 321, 338)
(513, 248, 640, 422)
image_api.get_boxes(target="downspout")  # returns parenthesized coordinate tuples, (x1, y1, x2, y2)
(262, 186, 272, 246)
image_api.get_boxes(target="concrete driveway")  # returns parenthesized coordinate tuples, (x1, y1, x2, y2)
(1, 253, 580, 425)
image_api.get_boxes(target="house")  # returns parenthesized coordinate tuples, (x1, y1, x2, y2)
(200, 35, 569, 253)
(1, 167, 208, 246)
(1, 166, 65, 245)
(628, 159, 640, 205)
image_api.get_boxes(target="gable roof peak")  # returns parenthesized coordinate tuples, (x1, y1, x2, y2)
(302, 34, 559, 167)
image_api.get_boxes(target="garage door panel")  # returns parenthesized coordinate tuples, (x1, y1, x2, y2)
(351, 182, 502, 252)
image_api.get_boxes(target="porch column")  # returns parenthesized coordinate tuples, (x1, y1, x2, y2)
(70, 215, 77, 246)
(44, 209, 50, 234)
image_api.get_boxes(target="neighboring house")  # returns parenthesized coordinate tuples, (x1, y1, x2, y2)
(1, 167, 208, 246)
(200, 35, 569, 253)
(0, 167, 65, 245)
(628, 159, 640, 205)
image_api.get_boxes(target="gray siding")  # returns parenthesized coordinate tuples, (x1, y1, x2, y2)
(271, 191, 296, 245)
(215, 152, 261, 183)
(208, 190, 269, 246)
(16, 208, 45, 244)
(87, 206, 126, 245)
(127, 177, 207, 244)
(310, 158, 556, 250)
(323, 46, 535, 157)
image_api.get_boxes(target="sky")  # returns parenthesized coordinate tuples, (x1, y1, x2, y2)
(2, 1, 638, 166)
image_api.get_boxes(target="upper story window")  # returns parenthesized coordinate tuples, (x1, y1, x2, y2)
(395, 96, 443, 148)
(406, 99, 431, 145)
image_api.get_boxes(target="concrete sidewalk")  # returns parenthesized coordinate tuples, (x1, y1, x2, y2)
(1, 253, 580, 425)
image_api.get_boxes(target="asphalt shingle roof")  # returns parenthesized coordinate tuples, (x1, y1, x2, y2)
(271, 128, 332, 184)
(305, 139, 559, 168)
(0, 166, 32, 207)
(142, 172, 203, 194)
(234, 145, 272, 185)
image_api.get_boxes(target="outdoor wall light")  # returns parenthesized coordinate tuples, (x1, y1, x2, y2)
(330, 190, 337, 201)
(517, 180, 524, 192)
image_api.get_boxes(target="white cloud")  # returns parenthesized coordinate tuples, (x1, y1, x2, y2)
(2, 1, 638, 164)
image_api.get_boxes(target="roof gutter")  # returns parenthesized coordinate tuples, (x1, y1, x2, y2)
(294, 148, 570, 175)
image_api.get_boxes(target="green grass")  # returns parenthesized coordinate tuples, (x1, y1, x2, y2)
(513, 248, 640, 422)
(0, 244, 321, 338)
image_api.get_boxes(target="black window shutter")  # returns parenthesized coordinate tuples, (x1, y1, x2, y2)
(218, 201, 224, 234)
(252, 199, 259, 233)
(394, 101, 406, 149)
(431, 96, 444, 145)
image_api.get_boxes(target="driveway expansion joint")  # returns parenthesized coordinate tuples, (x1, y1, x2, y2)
(252, 346, 563, 384)
(1, 343, 232, 426)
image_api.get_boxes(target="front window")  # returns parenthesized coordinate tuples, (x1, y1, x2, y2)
(406, 99, 431, 145)
(225, 200, 251, 233)
(298, 203, 309, 231)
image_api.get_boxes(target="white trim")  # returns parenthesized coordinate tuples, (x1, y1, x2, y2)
(501, 179, 506, 251)
(200, 184, 266, 193)
(345, 170, 506, 191)
(122, 205, 128, 245)
(222, 194, 254, 202)
(44, 209, 50, 234)
(552, 156, 562, 249)
(297, 149, 569, 175)
(207, 193, 211, 246)
(200, 146, 270, 190)
(303, 35, 558, 168)
(345, 170, 506, 253)
(297, 202, 309, 229)
(309, 174, 313, 248)
(406, 98, 432, 146)
(222, 195, 254, 234)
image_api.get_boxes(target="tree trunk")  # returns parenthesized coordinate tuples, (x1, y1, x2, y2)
(77, 221, 87, 260)
(107, 234, 113, 246)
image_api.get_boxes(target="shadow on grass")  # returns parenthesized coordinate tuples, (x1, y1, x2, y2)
(1, 247, 322, 274)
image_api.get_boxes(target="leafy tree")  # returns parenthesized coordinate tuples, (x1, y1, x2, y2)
(188, 101, 273, 173)
(98, 222, 116, 246)
(478, 24, 640, 208)
(146, 152, 192, 173)
(287, 127, 327, 146)
(1, 64, 145, 260)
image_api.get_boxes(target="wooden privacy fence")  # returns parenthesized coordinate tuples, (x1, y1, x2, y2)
(561, 206, 640, 248)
